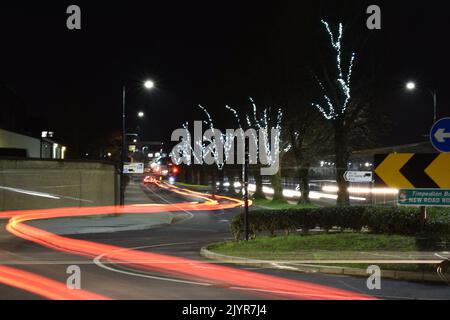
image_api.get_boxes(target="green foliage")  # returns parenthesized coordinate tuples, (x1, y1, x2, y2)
(230, 206, 450, 242)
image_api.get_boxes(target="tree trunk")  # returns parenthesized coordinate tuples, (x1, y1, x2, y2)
(334, 119, 350, 206)
(195, 166, 201, 185)
(298, 164, 311, 204)
(199, 166, 208, 185)
(253, 167, 266, 199)
(271, 169, 285, 202)
(218, 168, 225, 193)
(211, 169, 217, 198)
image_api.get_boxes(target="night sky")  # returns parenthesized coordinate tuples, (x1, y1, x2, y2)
(1, 1, 449, 158)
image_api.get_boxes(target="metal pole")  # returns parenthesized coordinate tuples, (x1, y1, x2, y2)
(420, 206, 427, 230)
(243, 143, 249, 241)
(120, 86, 126, 205)
(433, 90, 437, 123)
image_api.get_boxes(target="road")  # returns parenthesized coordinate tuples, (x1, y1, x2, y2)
(0, 182, 449, 300)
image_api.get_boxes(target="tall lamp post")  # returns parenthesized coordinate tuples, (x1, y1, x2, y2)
(406, 81, 437, 123)
(120, 80, 155, 205)
(405, 81, 437, 227)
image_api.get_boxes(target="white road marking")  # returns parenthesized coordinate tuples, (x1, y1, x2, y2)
(93, 242, 213, 287)
(142, 184, 195, 222)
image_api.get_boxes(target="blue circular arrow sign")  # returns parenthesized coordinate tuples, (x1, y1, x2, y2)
(430, 117, 450, 152)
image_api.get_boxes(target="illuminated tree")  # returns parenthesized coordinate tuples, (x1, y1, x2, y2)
(311, 20, 357, 206)
(171, 99, 288, 201)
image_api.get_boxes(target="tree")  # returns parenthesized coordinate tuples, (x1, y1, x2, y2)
(286, 110, 332, 204)
(311, 20, 359, 206)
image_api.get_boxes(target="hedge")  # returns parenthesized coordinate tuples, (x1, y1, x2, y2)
(230, 206, 450, 243)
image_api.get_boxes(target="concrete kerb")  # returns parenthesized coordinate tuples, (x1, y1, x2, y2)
(200, 245, 444, 283)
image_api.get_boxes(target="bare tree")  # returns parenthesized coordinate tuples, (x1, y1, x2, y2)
(311, 20, 361, 206)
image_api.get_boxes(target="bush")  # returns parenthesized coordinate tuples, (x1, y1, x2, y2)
(230, 206, 450, 241)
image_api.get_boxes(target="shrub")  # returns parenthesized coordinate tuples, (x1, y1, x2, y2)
(230, 206, 450, 241)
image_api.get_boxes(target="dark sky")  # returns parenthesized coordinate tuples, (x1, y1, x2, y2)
(1, 1, 449, 157)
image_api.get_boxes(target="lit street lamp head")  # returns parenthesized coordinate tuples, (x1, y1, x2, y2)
(144, 80, 155, 89)
(406, 81, 416, 90)
(138, 111, 144, 118)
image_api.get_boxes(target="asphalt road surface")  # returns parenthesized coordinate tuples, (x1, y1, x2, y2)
(0, 183, 450, 300)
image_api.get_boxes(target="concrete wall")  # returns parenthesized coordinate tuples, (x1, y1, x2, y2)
(0, 128, 41, 158)
(0, 159, 117, 211)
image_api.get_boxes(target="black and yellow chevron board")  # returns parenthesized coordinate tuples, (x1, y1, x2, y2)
(374, 153, 450, 189)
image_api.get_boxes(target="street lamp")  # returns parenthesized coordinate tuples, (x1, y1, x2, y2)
(144, 80, 154, 89)
(405, 81, 437, 225)
(120, 79, 155, 205)
(405, 81, 437, 123)
(406, 81, 416, 90)
(137, 111, 145, 118)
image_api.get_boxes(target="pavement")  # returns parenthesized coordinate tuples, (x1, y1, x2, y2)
(26, 181, 177, 235)
(0, 181, 450, 299)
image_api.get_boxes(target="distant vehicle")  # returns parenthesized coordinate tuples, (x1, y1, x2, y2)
(143, 175, 155, 184)
(149, 156, 179, 179)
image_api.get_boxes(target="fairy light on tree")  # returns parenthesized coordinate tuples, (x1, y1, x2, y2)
(311, 19, 361, 205)
(171, 96, 289, 203)
(312, 20, 356, 120)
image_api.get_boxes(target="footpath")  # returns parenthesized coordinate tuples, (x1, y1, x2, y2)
(28, 181, 176, 235)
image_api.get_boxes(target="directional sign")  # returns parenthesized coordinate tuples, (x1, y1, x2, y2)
(398, 189, 450, 207)
(344, 171, 372, 183)
(431, 118, 450, 152)
(123, 162, 144, 174)
(374, 153, 450, 189)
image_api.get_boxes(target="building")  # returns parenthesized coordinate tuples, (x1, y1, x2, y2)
(0, 128, 67, 159)
(129, 141, 165, 164)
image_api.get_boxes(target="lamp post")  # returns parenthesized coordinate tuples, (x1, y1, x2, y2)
(120, 80, 155, 205)
(405, 81, 437, 228)
(406, 81, 437, 123)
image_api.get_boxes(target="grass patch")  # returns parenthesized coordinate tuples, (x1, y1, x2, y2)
(211, 233, 417, 256)
(175, 182, 210, 191)
(325, 263, 438, 273)
(253, 198, 318, 210)
(209, 233, 444, 273)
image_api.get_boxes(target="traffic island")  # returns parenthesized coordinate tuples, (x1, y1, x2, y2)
(200, 233, 449, 283)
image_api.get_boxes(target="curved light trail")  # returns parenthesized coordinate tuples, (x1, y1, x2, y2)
(0, 265, 109, 300)
(1, 181, 373, 300)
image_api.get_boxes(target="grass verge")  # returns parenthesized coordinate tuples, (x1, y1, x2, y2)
(253, 198, 318, 210)
(209, 233, 442, 273)
(175, 182, 210, 191)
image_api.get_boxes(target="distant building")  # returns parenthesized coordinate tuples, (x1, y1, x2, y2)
(129, 141, 165, 163)
(0, 128, 67, 159)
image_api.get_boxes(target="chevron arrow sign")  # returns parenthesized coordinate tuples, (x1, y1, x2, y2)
(374, 153, 450, 189)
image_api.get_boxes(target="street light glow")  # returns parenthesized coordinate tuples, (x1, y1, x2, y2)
(137, 111, 144, 118)
(406, 81, 416, 90)
(144, 80, 155, 89)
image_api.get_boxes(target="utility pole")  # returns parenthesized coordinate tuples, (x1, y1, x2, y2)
(120, 85, 126, 206)
(243, 142, 249, 241)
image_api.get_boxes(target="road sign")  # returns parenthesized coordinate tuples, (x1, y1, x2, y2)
(374, 153, 450, 189)
(123, 162, 144, 174)
(398, 189, 450, 207)
(430, 117, 450, 152)
(344, 171, 372, 183)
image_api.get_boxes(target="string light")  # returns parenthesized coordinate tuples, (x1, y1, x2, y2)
(312, 20, 356, 120)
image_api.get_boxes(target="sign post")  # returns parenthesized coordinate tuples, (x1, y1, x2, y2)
(344, 171, 372, 183)
(123, 162, 144, 174)
(243, 143, 249, 241)
(375, 153, 450, 228)
(398, 189, 450, 207)
(430, 118, 450, 153)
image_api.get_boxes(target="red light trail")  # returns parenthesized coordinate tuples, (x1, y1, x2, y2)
(0, 181, 373, 300)
(0, 265, 109, 300)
